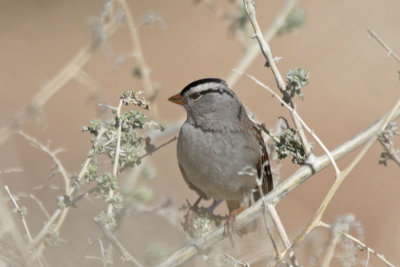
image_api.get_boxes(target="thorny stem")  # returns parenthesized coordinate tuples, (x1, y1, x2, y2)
(15, 131, 71, 194)
(367, 27, 400, 166)
(318, 221, 396, 267)
(226, 0, 297, 88)
(242, 0, 341, 176)
(94, 217, 144, 267)
(254, 168, 298, 266)
(367, 27, 400, 64)
(27, 129, 107, 258)
(4, 185, 33, 242)
(237, 71, 342, 177)
(378, 139, 400, 166)
(273, 98, 400, 266)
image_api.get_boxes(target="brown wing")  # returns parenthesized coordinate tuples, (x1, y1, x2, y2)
(253, 125, 274, 202)
(178, 163, 209, 200)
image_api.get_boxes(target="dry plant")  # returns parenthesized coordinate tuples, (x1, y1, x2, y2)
(1, 0, 399, 267)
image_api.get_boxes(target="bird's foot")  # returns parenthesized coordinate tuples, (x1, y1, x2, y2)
(223, 210, 237, 246)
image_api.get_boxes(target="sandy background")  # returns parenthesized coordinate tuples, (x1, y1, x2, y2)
(0, 0, 399, 266)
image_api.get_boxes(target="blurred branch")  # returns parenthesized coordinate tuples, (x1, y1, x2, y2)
(367, 27, 400, 64)
(118, 0, 159, 118)
(15, 131, 71, 194)
(94, 217, 144, 267)
(274, 97, 400, 266)
(318, 221, 396, 267)
(158, 107, 400, 267)
(27, 128, 107, 259)
(4, 185, 33, 242)
(0, 4, 122, 148)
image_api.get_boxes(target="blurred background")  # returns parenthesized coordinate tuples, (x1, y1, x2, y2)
(0, 0, 399, 266)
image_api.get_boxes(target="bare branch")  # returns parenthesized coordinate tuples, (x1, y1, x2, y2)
(94, 217, 144, 267)
(319, 221, 396, 267)
(15, 131, 71, 194)
(226, 0, 297, 87)
(117, 0, 159, 117)
(4, 185, 33, 242)
(0, 17, 121, 148)
(242, 0, 341, 176)
(367, 27, 400, 64)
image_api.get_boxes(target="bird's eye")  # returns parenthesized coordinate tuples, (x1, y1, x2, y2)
(189, 92, 202, 101)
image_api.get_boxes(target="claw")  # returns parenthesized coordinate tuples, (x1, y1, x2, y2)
(223, 210, 237, 246)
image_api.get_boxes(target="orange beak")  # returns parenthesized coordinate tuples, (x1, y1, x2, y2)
(168, 93, 184, 105)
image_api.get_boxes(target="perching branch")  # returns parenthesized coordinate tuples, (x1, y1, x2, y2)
(158, 107, 400, 267)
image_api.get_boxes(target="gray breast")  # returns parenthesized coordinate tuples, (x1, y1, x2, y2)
(177, 122, 260, 201)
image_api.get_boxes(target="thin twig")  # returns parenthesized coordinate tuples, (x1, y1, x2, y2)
(242, 0, 341, 176)
(236, 70, 340, 176)
(0, 168, 23, 175)
(29, 194, 50, 220)
(272, 28, 400, 264)
(4, 185, 33, 242)
(135, 136, 177, 162)
(0, 17, 121, 148)
(378, 139, 400, 166)
(94, 217, 144, 267)
(28, 128, 107, 258)
(158, 108, 400, 267)
(318, 225, 341, 267)
(367, 27, 400, 64)
(15, 131, 71, 194)
(273, 98, 400, 266)
(118, 0, 159, 117)
(226, 0, 297, 88)
(318, 221, 395, 267)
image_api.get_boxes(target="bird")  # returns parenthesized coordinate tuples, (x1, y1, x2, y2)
(168, 78, 273, 233)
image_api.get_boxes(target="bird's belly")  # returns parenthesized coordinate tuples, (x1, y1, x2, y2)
(177, 125, 259, 200)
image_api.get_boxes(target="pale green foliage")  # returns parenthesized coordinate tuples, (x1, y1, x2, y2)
(286, 68, 309, 101)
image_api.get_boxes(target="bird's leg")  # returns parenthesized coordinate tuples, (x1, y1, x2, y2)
(207, 199, 223, 213)
(223, 209, 237, 247)
(185, 196, 202, 211)
(182, 196, 203, 237)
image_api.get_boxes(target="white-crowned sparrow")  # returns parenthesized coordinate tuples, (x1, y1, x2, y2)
(169, 78, 273, 230)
